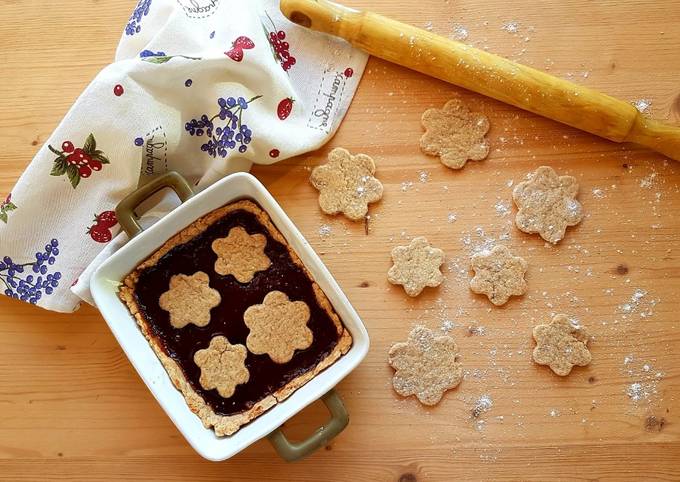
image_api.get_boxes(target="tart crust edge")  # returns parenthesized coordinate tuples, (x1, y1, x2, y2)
(118, 199, 352, 436)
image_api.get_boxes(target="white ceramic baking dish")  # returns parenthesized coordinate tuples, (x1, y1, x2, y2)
(90, 171, 369, 462)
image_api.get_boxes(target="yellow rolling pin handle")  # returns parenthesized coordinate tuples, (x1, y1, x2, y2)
(280, 0, 680, 162)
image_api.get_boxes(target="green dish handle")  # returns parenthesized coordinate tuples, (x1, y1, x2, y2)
(116, 172, 194, 239)
(267, 389, 349, 462)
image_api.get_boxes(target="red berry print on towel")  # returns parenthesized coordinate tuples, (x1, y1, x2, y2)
(225, 36, 254, 62)
(0, 193, 17, 224)
(264, 12, 296, 72)
(277, 98, 294, 120)
(269, 149, 280, 158)
(344, 67, 354, 78)
(49, 134, 110, 189)
(113, 84, 125, 96)
(87, 211, 118, 243)
(79, 165, 91, 178)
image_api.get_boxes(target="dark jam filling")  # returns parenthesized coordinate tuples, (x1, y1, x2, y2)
(133, 207, 341, 416)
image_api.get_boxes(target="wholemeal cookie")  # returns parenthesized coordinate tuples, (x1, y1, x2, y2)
(310, 147, 383, 221)
(158, 271, 221, 329)
(470, 245, 528, 306)
(532, 314, 592, 376)
(388, 326, 463, 406)
(244, 291, 313, 364)
(513, 166, 584, 244)
(194, 336, 250, 398)
(388, 237, 445, 297)
(420, 99, 490, 169)
(211, 226, 271, 283)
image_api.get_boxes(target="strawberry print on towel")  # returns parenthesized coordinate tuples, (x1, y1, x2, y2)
(225, 36, 255, 62)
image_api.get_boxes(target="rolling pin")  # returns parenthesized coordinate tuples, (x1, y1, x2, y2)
(280, 0, 680, 162)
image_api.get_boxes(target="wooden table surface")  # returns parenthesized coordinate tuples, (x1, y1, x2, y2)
(1, 1, 679, 480)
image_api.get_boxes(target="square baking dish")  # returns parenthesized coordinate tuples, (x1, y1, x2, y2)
(90, 171, 369, 461)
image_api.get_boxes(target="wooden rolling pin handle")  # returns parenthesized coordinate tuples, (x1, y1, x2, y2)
(280, 0, 680, 162)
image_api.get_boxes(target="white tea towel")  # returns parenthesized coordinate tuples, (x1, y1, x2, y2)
(0, 0, 368, 312)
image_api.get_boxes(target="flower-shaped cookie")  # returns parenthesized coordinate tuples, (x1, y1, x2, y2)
(310, 147, 384, 221)
(244, 291, 313, 364)
(387, 237, 445, 297)
(532, 314, 592, 376)
(211, 226, 271, 283)
(513, 166, 584, 244)
(470, 245, 528, 306)
(420, 99, 490, 169)
(388, 326, 463, 406)
(194, 336, 250, 398)
(158, 271, 221, 329)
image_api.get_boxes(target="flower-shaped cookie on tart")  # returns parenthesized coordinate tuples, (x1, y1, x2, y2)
(420, 99, 490, 169)
(513, 166, 584, 244)
(211, 226, 271, 283)
(158, 271, 221, 329)
(310, 147, 383, 221)
(194, 336, 250, 398)
(388, 237, 445, 297)
(388, 326, 463, 406)
(244, 291, 313, 364)
(470, 245, 528, 306)
(532, 314, 592, 376)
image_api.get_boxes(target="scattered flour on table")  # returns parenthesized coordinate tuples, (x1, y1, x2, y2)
(622, 355, 665, 409)
(452, 23, 470, 41)
(618, 288, 659, 319)
(501, 21, 520, 33)
(494, 200, 511, 217)
(592, 188, 605, 199)
(632, 98, 653, 115)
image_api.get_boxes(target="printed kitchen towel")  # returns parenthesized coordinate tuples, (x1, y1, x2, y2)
(0, 0, 368, 312)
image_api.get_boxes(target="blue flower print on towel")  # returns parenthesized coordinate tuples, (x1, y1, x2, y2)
(126, 0, 152, 36)
(140, 49, 166, 58)
(185, 95, 261, 158)
(1, 239, 63, 304)
(139, 51, 202, 64)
